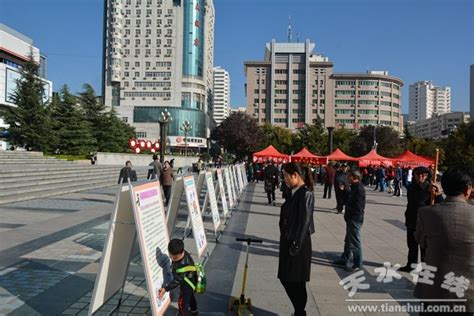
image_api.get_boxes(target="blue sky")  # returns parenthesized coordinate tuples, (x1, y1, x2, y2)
(1, 0, 473, 114)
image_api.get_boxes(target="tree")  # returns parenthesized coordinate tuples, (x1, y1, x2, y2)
(292, 123, 326, 155)
(2, 52, 52, 152)
(49, 85, 96, 155)
(210, 112, 263, 159)
(78, 84, 134, 152)
(261, 123, 294, 154)
(96, 109, 135, 152)
(442, 122, 474, 169)
(332, 127, 357, 155)
(350, 125, 402, 157)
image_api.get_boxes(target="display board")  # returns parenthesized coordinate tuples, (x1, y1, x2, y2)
(205, 171, 221, 233)
(224, 168, 235, 208)
(216, 169, 229, 218)
(183, 176, 208, 258)
(89, 181, 171, 316)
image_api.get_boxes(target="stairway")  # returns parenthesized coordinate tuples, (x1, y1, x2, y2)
(0, 151, 148, 205)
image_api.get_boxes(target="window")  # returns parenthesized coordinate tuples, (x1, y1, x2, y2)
(275, 118, 287, 123)
(125, 39, 130, 45)
(122, 117, 128, 123)
(380, 110, 391, 116)
(380, 101, 391, 106)
(293, 69, 305, 74)
(135, 29, 141, 35)
(359, 110, 378, 115)
(125, 29, 130, 35)
(293, 80, 305, 85)
(359, 120, 378, 125)
(124, 92, 171, 98)
(381, 91, 392, 97)
(381, 82, 391, 88)
(125, 19, 131, 26)
(145, 62, 151, 67)
(167, 39, 172, 45)
(336, 99, 355, 105)
(336, 90, 356, 96)
(134, 71, 140, 77)
(275, 69, 288, 74)
(146, 9, 152, 15)
(275, 80, 287, 85)
(135, 81, 171, 88)
(336, 119, 355, 124)
(124, 62, 130, 67)
(136, 132, 147, 138)
(359, 90, 379, 96)
(146, 29, 151, 36)
(135, 49, 140, 55)
(144, 71, 171, 77)
(335, 80, 356, 86)
(167, 29, 172, 35)
(335, 109, 355, 115)
(359, 80, 378, 86)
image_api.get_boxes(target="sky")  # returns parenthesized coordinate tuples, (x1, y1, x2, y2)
(1, 0, 473, 115)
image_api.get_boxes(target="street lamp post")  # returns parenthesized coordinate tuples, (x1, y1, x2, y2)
(180, 119, 192, 157)
(158, 109, 172, 163)
(327, 126, 334, 154)
(373, 125, 377, 150)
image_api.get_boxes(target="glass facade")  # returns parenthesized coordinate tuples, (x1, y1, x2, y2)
(133, 107, 207, 138)
(182, 0, 205, 77)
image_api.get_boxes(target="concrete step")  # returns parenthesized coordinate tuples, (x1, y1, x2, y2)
(0, 155, 55, 160)
(0, 151, 43, 157)
(0, 179, 120, 205)
(0, 166, 122, 179)
(0, 169, 121, 184)
(0, 170, 122, 189)
(0, 159, 77, 165)
(0, 171, 149, 197)
(0, 165, 122, 174)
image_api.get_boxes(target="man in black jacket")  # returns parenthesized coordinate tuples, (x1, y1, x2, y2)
(264, 160, 279, 205)
(334, 164, 349, 213)
(399, 166, 443, 272)
(333, 169, 366, 272)
(118, 161, 137, 184)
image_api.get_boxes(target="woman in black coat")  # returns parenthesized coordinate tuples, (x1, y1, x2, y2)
(278, 163, 315, 316)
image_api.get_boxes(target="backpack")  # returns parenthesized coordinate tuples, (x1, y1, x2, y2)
(175, 263, 207, 294)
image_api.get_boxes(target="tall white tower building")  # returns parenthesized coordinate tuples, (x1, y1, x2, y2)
(409, 81, 451, 121)
(103, 0, 215, 150)
(212, 66, 231, 125)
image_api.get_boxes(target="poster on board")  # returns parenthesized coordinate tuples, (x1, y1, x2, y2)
(230, 166, 239, 199)
(131, 182, 171, 315)
(205, 171, 221, 233)
(236, 165, 244, 193)
(183, 176, 208, 258)
(224, 168, 234, 208)
(216, 169, 229, 218)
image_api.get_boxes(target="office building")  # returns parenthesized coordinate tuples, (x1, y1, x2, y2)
(0, 23, 52, 150)
(407, 112, 469, 139)
(102, 0, 215, 150)
(244, 40, 403, 132)
(409, 81, 451, 121)
(212, 66, 231, 125)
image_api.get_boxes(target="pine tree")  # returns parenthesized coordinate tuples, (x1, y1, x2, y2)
(50, 85, 96, 155)
(2, 52, 52, 152)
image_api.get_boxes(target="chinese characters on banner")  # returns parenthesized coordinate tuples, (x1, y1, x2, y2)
(183, 176, 208, 258)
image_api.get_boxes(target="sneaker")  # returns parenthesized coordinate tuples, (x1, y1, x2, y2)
(272, 201, 276, 206)
(332, 259, 348, 267)
(345, 265, 363, 272)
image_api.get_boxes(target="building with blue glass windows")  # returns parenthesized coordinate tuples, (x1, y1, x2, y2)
(102, 0, 214, 151)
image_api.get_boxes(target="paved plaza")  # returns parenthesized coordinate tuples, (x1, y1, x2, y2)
(0, 180, 420, 315)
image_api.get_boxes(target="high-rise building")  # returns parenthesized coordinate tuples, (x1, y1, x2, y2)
(102, 0, 215, 150)
(0, 23, 52, 150)
(212, 66, 230, 125)
(407, 112, 470, 139)
(470, 65, 474, 122)
(409, 81, 451, 122)
(244, 40, 403, 132)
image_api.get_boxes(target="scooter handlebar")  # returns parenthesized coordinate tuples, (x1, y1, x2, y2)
(236, 238, 263, 244)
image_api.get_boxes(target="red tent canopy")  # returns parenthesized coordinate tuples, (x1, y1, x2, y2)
(253, 145, 289, 163)
(358, 149, 394, 167)
(393, 150, 434, 168)
(326, 148, 358, 161)
(291, 148, 328, 165)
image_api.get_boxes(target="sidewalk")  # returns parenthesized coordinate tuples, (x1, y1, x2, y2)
(0, 181, 417, 315)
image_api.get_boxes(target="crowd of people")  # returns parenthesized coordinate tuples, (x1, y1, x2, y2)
(243, 159, 473, 315)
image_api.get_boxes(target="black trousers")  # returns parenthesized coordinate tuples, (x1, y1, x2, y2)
(179, 284, 198, 315)
(335, 188, 345, 212)
(407, 228, 425, 265)
(267, 190, 275, 204)
(323, 183, 332, 199)
(163, 185, 172, 206)
(281, 280, 307, 316)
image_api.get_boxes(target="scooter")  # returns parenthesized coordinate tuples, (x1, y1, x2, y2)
(229, 237, 263, 316)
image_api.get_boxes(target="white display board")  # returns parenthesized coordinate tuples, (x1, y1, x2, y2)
(216, 169, 229, 218)
(183, 176, 208, 258)
(224, 168, 235, 208)
(89, 181, 171, 316)
(230, 166, 239, 199)
(131, 182, 171, 315)
(236, 165, 244, 193)
(205, 171, 221, 233)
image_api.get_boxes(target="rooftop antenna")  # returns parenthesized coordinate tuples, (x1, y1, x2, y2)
(287, 15, 292, 43)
